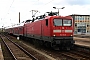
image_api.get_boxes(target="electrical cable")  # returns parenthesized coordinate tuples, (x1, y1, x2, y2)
(4, 0, 14, 19)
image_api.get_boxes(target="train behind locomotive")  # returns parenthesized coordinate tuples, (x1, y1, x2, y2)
(5, 12, 75, 50)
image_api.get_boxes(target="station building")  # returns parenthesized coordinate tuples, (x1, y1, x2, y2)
(70, 14, 90, 34)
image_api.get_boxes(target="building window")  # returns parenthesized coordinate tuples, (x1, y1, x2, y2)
(83, 17, 84, 20)
(89, 17, 90, 20)
(75, 23, 77, 26)
(77, 17, 79, 20)
(85, 17, 87, 20)
(88, 16, 89, 19)
(87, 31, 90, 33)
(79, 17, 84, 20)
(75, 17, 77, 20)
(87, 25, 89, 27)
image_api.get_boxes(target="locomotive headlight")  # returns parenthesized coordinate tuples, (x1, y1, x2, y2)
(53, 35, 56, 36)
(71, 35, 72, 36)
(65, 30, 72, 32)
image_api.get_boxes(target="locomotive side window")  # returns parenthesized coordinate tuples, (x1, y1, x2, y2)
(46, 19, 48, 26)
(63, 20, 72, 26)
(54, 19, 62, 26)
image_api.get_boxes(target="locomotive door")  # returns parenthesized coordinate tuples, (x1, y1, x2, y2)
(41, 19, 50, 37)
(23, 24, 27, 36)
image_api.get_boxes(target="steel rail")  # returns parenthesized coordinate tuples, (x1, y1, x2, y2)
(0, 35, 17, 60)
(0, 35, 38, 60)
(4, 34, 38, 60)
(61, 52, 80, 60)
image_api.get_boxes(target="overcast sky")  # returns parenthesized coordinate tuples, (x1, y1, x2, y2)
(0, 0, 90, 28)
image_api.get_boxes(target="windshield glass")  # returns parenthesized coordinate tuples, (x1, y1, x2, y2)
(54, 19, 62, 26)
(63, 20, 72, 26)
(53, 19, 72, 26)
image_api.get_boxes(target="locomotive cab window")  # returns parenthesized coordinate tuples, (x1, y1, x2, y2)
(53, 19, 62, 26)
(63, 19, 72, 26)
(53, 19, 72, 26)
(46, 19, 48, 26)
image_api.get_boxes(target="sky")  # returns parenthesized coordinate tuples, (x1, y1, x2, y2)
(0, 0, 90, 28)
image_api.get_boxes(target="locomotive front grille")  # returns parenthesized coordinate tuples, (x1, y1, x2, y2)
(53, 36, 73, 40)
(52, 36, 74, 44)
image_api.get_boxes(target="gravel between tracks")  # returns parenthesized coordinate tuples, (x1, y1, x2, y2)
(7, 34, 90, 60)
(20, 41, 56, 60)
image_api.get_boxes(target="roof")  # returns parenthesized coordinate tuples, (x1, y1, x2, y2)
(69, 14, 90, 16)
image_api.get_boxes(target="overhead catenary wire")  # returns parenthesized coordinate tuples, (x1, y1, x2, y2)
(5, 0, 54, 25)
(44, 0, 54, 5)
(4, 0, 14, 19)
(28, 0, 55, 18)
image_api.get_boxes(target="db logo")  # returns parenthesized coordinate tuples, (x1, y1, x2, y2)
(62, 27, 64, 29)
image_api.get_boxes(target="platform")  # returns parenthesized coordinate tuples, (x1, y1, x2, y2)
(74, 37, 90, 48)
(0, 43, 4, 60)
(75, 41, 90, 48)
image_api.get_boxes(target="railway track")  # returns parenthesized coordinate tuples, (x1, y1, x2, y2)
(0, 34, 38, 60)
(1, 33, 56, 60)
(61, 44, 90, 60)
(60, 50, 89, 60)
(74, 36, 90, 44)
(1, 33, 90, 60)
(21, 40, 90, 60)
(74, 44, 90, 56)
(74, 34, 90, 38)
(9, 35, 90, 60)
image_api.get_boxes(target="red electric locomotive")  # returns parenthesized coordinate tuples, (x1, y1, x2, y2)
(24, 12, 75, 50)
(5, 12, 75, 50)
